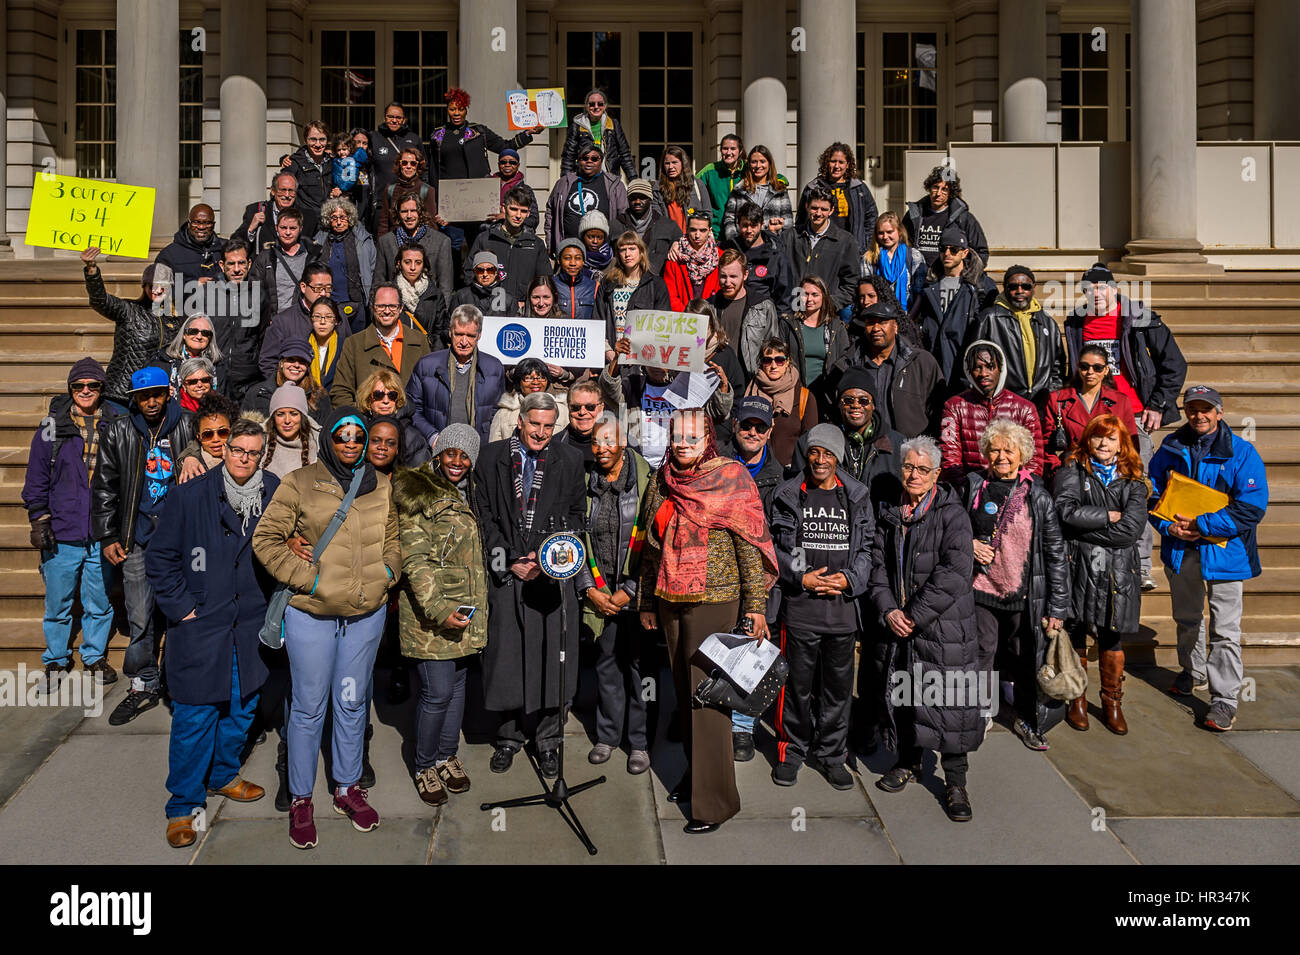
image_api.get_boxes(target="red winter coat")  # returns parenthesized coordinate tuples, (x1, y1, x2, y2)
(1040, 385, 1139, 475)
(661, 260, 720, 311)
(940, 388, 1045, 484)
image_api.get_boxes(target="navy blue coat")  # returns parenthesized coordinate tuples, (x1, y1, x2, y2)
(145, 466, 279, 705)
(22, 395, 121, 542)
(407, 348, 506, 445)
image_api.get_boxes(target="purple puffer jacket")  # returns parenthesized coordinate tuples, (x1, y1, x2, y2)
(21, 395, 121, 542)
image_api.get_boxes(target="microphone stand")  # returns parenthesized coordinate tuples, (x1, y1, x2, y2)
(479, 525, 606, 855)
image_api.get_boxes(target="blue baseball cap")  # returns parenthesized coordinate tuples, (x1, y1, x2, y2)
(734, 394, 773, 428)
(130, 366, 171, 392)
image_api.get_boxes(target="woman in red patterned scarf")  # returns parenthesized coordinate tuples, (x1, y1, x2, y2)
(638, 408, 778, 834)
(661, 209, 721, 309)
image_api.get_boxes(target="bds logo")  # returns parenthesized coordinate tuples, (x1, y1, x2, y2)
(497, 323, 531, 358)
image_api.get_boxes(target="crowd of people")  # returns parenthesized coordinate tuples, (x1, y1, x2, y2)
(20, 87, 1269, 848)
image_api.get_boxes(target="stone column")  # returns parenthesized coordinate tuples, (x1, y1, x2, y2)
(998, 0, 1048, 141)
(219, 0, 267, 236)
(1255, 0, 1300, 140)
(797, 0, 856, 186)
(459, 0, 521, 138)
(1122, 0, 1209, 271)
(117, 0, 180, 246)
(742, 0, 789, 182)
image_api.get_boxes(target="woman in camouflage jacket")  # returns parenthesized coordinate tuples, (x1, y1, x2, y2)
(391, 423, 487, 807)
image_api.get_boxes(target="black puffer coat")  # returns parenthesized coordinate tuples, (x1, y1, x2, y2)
(85, 268, 180, 406)
(1051, 461, 1146, 635)
(868, 484, 984, 755)
(960, 471, 1072, 734)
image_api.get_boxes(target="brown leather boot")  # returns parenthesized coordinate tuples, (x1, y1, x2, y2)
(1066, 652, 1089, 730)
(1099, 649, 1128, 735)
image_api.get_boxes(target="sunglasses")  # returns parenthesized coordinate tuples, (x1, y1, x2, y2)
(1078, 362, 1108, 373)
(572, 403, 601, 413)
(184, 376, 213, 387)
(398, 160, 419, 166)
(186, 329, 213, 339)
(474, 266, 498, 274)
(200, 426, 231, 441)
(332, 429, 366, 444)
(840, 395, 872, 407)
(1005, 282, 1034, 291)
(901, 463, 936, 476)
(581, 154, 601, 162)
(71, 381, 103, 393)
(737, 420, 771, 434)
(370, 389, 401, 403)
(942, 245, 965, 254)
(760, 355, 788, 366)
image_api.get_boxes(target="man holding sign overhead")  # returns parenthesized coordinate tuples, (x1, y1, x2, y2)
(1148, 386, 1268, 732)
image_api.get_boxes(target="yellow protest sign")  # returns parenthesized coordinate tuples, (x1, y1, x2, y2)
(25, 174, 156, 258)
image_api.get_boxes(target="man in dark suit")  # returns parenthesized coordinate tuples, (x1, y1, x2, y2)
(474, 391, 587, 779)
(234, 172, 319, 254)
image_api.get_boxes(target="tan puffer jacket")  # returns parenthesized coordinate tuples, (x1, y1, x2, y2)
(252, 460, 401, 617)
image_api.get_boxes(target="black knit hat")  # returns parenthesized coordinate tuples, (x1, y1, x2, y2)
(1003, 264, 1035, 284)
(67, 357, 107, 386)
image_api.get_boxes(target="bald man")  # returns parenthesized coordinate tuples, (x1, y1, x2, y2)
(156, 203, 224, 287)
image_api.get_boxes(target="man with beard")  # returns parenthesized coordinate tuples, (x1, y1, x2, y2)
(613, 178, 682, 274)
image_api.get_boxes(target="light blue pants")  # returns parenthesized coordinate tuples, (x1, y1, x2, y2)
(284, 604, 386, 798)
(40, 540, 115, 666)
(731, 710, 755, 733)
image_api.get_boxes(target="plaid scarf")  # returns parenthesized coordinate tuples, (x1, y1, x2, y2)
(71, 410, 101, 486)
(509, 434, 548, 532)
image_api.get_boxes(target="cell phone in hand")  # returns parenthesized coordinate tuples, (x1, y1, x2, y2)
(457, 605, 476, 619)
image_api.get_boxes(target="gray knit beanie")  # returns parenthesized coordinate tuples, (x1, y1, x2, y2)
(432, 423, 481, 469)
(805, 423, 846, 463)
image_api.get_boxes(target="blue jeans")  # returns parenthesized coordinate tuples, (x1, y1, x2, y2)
(731, 710, 755, 733)
(40, 541, 115, 666)
(414, 657, 469, 769)
(122, 546, 163, 692)
(283, 604, 386, 797)
(165, 646, 259, 817)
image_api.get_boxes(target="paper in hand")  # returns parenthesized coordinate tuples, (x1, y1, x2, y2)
(662, 368, 720, 410)
(698, 632, 781, 695)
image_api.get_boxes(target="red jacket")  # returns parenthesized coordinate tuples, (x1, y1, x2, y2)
(940, 388, 1045, 484)
(661, 260, 720, 311)
(1040, 385, 1139, 474)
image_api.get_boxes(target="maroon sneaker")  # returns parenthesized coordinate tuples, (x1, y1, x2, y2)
(333, 786, 380, 832)
(289, 797, 317, 849)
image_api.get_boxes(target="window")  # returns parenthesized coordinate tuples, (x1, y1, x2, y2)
(179, 31, 203, 179)
(319, 29, 376, 136)
(74, 29, 116, 179)
(1059, 28, 1130, 142)
(636, 31, 695, 169)
(392, 30, 449, 137)
(561, 28, 698, 172)
(880, 31, 938, 183)
(565, 31, 623, 127)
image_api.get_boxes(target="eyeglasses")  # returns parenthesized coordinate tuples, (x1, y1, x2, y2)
(1078, 362, 1108, 373)
(328, 212, 350, 221)
(736, 420, 771, 434)
(901, 463, 936, 476)
(71, 381, 103, 393)
(306, 283, 334, 293)
(373, 303, 401, 312)
(572, 403, 601, 413)
(186, 328, 213, 339)
(332, 429, 366, 444)
(520, 371, 548, 381)
(200, 426, 231, 441)
(226, 443, 263, 461)
(1005, 282, 1033, 291)
(184, 376, 213, 387)
(760, 355, 788, 366)
(672, 435, 708, 447)
(370, 389, 400, 403)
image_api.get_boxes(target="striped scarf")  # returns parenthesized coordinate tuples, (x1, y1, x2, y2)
(71, 410, 101, 486)
(509, 434, 548, 532)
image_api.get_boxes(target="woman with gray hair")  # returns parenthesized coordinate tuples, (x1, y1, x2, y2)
(156, 314, 223, 401)
(313, 195, 377, 333)
(868, 433, 981, 822)
(958, 417, 1070, 751)
(175, 356, 217, 413)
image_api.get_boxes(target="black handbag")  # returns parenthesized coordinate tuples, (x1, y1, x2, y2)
(692, 620, 790, 718)
(1046, 406, 1070, 454)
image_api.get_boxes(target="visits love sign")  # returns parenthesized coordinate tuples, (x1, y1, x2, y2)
(25, 174, 156, 259)
(617, 309, 708, 373)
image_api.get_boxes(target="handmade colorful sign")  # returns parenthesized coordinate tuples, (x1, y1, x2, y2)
(617, 309, 708, 373)
(507, 88, 567, 130)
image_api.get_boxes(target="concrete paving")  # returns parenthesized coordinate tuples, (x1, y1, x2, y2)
(1, 665, 1298, 864)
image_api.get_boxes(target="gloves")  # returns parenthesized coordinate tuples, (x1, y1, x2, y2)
(30, 518, 55, 552)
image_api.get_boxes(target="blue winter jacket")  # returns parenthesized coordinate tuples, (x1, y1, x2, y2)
(407, 348, 507, 446)
(1147, 422, 1268, 581)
